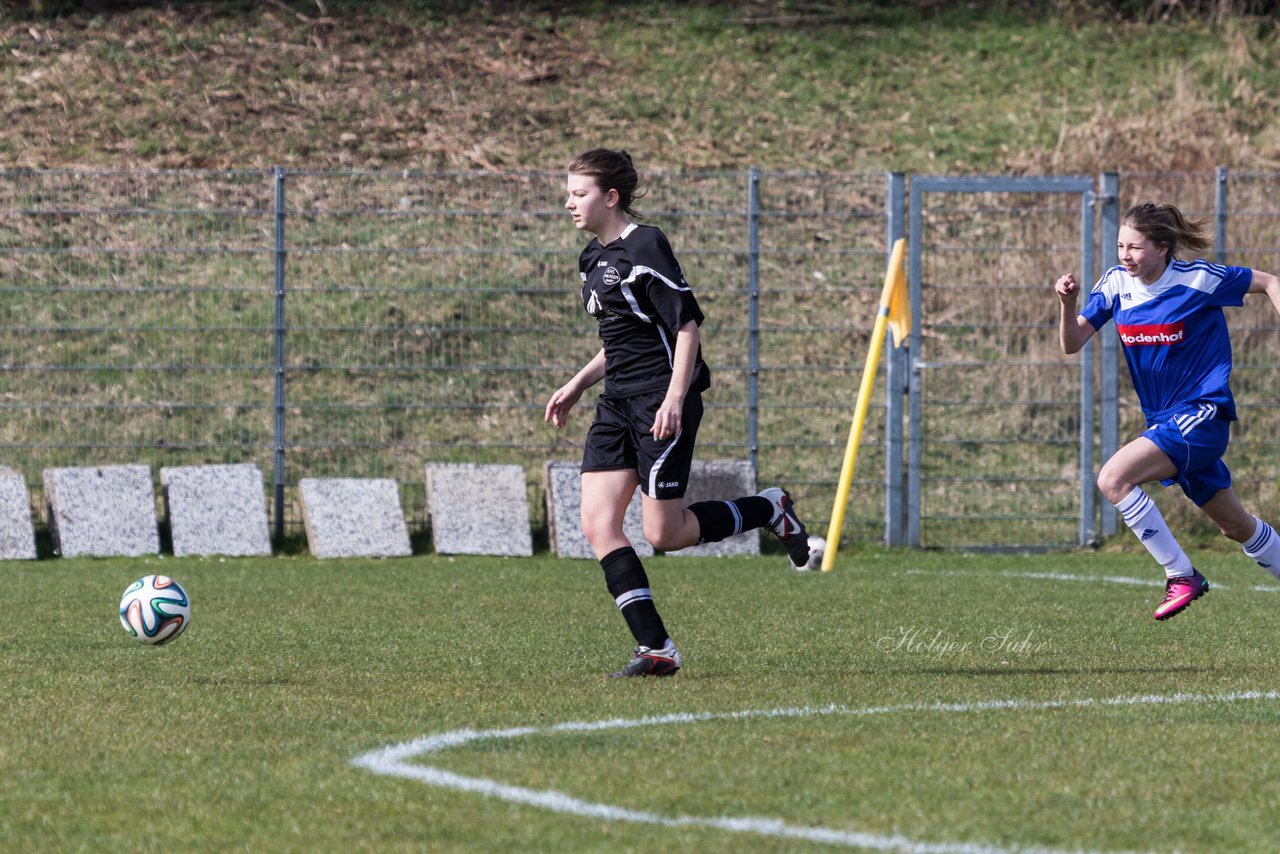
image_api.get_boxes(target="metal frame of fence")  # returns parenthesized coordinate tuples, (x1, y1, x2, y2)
(2, 168, 1278, 551)
(903, 176, 1096, 550)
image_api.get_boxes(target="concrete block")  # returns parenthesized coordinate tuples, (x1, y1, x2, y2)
(44, 464, 159, 558)
(544, 461, 652, 560)
(425, 463, 532, 556)
(0, 467, 36, 560)
(161, 463, 272, 557)
(299, 478, 411, 559)
(665, 459, 760, 557)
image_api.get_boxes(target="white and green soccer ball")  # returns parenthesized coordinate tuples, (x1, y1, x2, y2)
(797, 535, 826, 571)
(119, 575, 190, 645)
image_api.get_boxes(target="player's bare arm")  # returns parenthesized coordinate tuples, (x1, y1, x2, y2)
(651, 321, 699, 440)
(1055, 272, 1095, 355)
(1248, 269, 1280, 317)
(545, 347, 606, 429)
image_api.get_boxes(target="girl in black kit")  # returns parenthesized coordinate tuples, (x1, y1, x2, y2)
(545, 148, 811, 678)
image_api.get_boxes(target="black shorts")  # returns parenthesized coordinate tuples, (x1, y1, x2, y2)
(581, 390, 703, 500)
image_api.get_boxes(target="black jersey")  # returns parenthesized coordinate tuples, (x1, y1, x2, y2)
(578, 223, 711, 398)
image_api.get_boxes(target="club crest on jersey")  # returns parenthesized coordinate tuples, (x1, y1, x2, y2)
(1116, 322, 1185, 346)
(585, 289, 603, 316)
(602, 266, 621, 286)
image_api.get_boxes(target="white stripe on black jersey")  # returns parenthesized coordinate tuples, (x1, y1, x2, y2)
(579, 223, 710, 398)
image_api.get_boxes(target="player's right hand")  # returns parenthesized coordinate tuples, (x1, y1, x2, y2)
(544, 383, 581, 429)
(1054, 273, 1079, 304)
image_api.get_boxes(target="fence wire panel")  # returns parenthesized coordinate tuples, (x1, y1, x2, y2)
(643, 172, 753, 481)
(0, 170, 275, 532)
(275, 171, 890, 540)
(280, 171, 582, 533)
(0, 168, 892, 542)
(3, 168, 1275, 550)
(912, 186, 1086, 549)
(756, 173, 890, 547)
(1118, 172, 1280, 531)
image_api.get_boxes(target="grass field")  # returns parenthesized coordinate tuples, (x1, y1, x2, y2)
(4, 2, 1280, 174)
(5, 546, 1280, 853)
(4, 4, 1280, 850)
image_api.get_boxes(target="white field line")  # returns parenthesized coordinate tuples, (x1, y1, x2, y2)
(905, 567, 1280, 594)
(352, 690, 1279, 854)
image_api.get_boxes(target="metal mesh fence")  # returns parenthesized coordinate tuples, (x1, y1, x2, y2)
(2, 168, 1277, 550)
(0, 170, 276, 530)
(279, 171, 581, 534)
(908, 178, 1093, 550)
(0, 168, 890, 545)
(754, 172, 891, 547)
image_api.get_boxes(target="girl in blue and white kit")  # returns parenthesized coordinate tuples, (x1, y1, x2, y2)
(1056, 202, 1280, 620)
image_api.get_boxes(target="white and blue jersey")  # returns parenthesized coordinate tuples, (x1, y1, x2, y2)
(1080, 259, 1252, 423)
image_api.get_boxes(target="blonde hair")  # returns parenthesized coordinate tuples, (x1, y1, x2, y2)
(1121, 202, 1212, 259)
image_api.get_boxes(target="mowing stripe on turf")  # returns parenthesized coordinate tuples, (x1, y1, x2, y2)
(353, 690, 1279, 853)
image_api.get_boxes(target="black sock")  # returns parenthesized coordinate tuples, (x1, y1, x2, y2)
(599, 546, 668, 649)
(688, 496, 772, 544)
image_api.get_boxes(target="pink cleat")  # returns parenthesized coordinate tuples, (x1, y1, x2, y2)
(1153, 569, 1209, 621)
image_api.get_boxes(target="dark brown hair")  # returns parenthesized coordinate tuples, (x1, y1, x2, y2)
(1121, 202, 1212, 260)
(567, 148, 645, 220)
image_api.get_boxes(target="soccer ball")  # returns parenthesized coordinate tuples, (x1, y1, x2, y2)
(119, 575, 191, 645)
(796, 535, 826, 571)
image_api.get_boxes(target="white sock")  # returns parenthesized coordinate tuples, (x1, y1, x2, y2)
(1242, 517, 1280, 581)
(1115, 487, 1194, 578)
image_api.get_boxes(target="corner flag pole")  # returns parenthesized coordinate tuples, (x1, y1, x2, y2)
(821, 237, 908, 572)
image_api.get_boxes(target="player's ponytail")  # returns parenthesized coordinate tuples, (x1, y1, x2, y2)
(1122, 202, 1212, 260)
(568, 148, 647, 220)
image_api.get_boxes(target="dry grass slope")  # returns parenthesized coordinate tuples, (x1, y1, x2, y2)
(2, 2, 1279, 173)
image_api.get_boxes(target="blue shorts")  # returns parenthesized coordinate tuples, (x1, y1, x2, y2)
(1142, 404, 1232, 507)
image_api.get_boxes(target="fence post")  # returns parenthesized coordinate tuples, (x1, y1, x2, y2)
(1098, 173, 1120, 538)
(1216, 166, 1229, 264)
(906, 181, 922, 548)
(1079, 188, 1098, 546)
(747, 167, 761, 480)
(883, 172, 907, 546)
(272, 166, 288, 544)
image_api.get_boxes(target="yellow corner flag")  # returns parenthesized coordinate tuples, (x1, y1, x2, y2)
(885, 241, 911, 348)
(821, 237, 909, 572)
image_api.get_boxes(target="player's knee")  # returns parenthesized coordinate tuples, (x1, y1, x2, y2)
(642, 515, 692, 552)
(642, 517, 675, 551)
(1095, 463, 1131, 505)
(580, 508, 615, 549)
